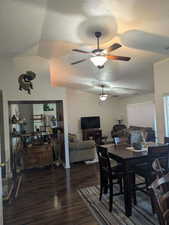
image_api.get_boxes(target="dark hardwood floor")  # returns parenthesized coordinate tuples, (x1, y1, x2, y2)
(4, 163, 99, 225)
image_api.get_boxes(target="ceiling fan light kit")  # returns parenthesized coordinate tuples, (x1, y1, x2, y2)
(99, 85, 108, 101)
(99, 94, 108, 101)
(90, 55, 107, 68)
(71, 31, 131, 67)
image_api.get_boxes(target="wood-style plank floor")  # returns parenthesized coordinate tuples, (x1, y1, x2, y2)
(4, 163, 99, 225)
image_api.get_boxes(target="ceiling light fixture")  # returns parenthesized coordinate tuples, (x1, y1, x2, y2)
(71, 31, 131, 67)
(90, 55, 107, 69)
(99, 85, 108, 101)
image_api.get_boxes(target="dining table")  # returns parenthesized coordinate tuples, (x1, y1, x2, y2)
(99, 143, 149, 217)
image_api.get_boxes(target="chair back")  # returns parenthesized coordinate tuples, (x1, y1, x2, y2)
(148, 145, 169, 171)
(152, 159, 166, 178)
(164, 137, 169, 144)
(149, 173, 169, 225)
(96, 146, 112, 178)
(130, 130, 143, 145)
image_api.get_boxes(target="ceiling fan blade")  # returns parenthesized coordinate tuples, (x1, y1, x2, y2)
(71, 58, 88, 65)
(106, 55, 131, 61)
(104, 43, 122, 53)
(72, 49, 92, 54)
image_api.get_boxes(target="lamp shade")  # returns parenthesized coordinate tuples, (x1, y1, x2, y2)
(90, 56, 107, 67)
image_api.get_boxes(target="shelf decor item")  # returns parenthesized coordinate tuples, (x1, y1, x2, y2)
(11, 115, 18, 124)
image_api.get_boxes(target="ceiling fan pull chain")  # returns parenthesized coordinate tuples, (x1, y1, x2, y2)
(101, 85, 104, 95)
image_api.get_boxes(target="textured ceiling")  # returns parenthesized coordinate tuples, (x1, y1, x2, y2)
(1, 0, 169, 96)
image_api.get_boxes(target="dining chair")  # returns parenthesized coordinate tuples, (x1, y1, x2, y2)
(114, 136, 129, 145)
(149, 173, 169, 225)
(134, 145, 169, 214)
(164, 137, 169, 144)
(134, 145, 169, 190)
(96, 146, 124, 212)
(152, 158, 166, 179)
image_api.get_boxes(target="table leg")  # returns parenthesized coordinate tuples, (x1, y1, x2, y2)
(123, 172, 132, 217)
(132, 172, 137, 205)
(103, 175, 108, 194)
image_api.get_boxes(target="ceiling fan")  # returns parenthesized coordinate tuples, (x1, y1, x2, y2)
(71, 32, 131, 69)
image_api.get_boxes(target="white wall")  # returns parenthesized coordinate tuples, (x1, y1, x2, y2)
(118, 93, 155, 125)
(154, 58, 169, 142)
(0, 138, 3, 225)
(0, 58, 70, 170)
(0, 91, 5, 164)
(66, 88, 123, 140)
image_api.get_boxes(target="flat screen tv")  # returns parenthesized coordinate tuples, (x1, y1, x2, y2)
(81, 116, 100, 129)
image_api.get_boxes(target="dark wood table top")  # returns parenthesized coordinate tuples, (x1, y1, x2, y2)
(100, 143, 148, 161)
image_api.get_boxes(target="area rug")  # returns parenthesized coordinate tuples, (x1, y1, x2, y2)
(78, 185, 158, 225)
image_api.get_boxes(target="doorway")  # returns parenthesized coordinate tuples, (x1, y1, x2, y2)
(5, 100, 65, 202)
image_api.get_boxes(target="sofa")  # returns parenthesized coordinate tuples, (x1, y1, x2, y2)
(129, 126, 156, 143)
(111, 124, 155, 145)
(69, 134, 96, 163)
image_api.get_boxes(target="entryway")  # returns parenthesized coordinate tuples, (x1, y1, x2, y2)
(2, 100, 68, 223)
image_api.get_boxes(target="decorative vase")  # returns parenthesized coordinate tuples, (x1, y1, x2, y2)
(11, 115, 17, 124)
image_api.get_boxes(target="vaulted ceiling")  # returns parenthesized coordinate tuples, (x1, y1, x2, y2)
(1, 0, 169, 96)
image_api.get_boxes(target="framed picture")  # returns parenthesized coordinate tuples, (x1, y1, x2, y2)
(43, 104, 54, 111)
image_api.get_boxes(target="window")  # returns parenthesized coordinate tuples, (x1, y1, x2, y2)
(127, 102, 155, 128)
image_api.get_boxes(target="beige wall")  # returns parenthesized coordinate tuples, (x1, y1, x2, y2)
(0, 58, 70, 169)
(66, 88, 123, 140)
(0, 56, 159, 172)
(0, 58, 128, 170)
(66, 89, 155, 140)
(154, 58, 169, 142)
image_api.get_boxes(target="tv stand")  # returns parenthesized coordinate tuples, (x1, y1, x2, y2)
(82, 128, 102, 144)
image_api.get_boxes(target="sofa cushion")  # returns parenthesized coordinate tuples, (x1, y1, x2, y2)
(70, 149, 95, 163)
(69, 140, 95, 151)
(68, 133, 77, 143)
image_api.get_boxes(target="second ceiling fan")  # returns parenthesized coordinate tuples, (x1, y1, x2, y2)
(71, 32, 131, 69)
